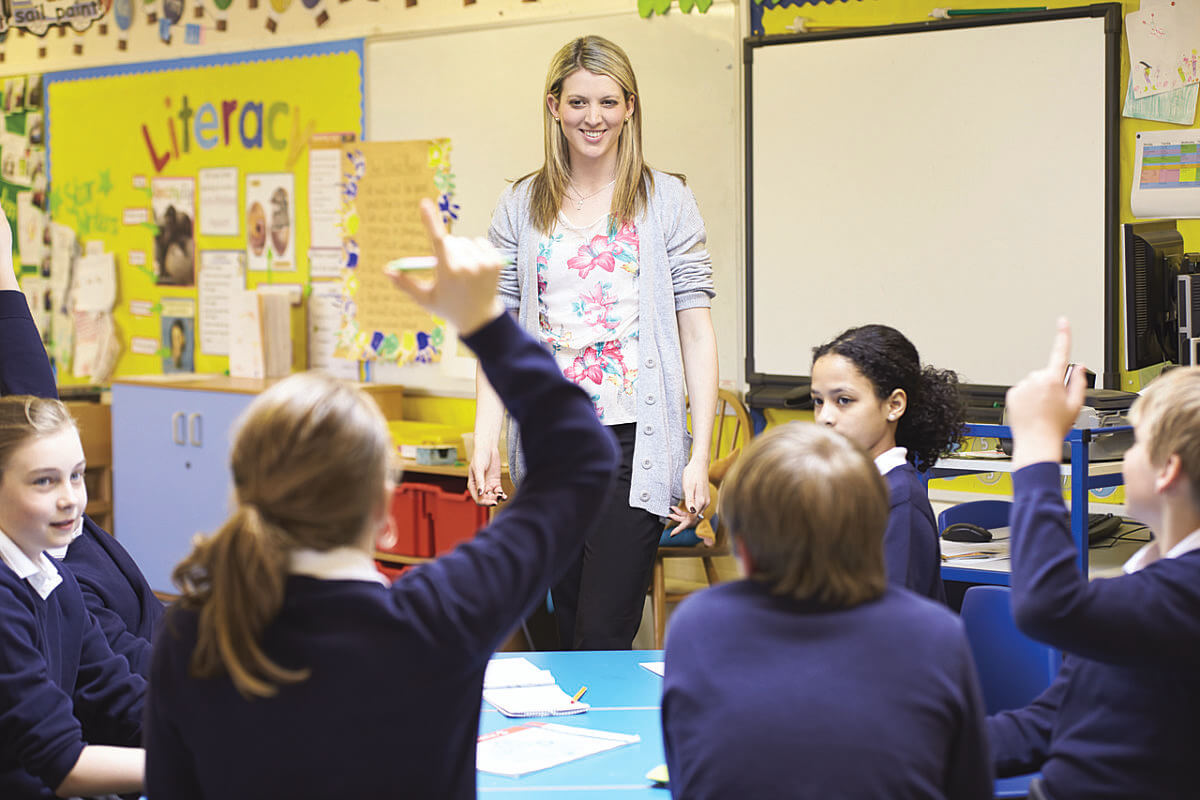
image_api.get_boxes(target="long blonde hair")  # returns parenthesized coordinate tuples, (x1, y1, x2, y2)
(172, 372, 393, 699)
(525, 35, 655, 234)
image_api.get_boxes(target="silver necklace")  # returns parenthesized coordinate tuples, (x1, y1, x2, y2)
(567, 178, 616, 211)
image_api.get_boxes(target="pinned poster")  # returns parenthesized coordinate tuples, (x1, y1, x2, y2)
(1131, 129, 1200, 219)
(197, 250, 245, 355)
(1128, 4, 1200, 99)
(72, 252, 118, 312)
(334, 139, 452, 366)
(151, 176, 196, 286)
(246, 173, 295, 272)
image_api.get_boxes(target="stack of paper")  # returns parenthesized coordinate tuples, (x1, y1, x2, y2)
(482, 685, 589, 718)
(484, 657, 554, 690)
(477, 722, 640, 777)
(482, 657, 588, 718)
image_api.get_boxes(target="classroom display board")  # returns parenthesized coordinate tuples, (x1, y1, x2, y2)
(335, 138, 449, 365)
(44, 40, 364, 380)
(746, 7, 1120, 389)
(365, 4, 741, 393)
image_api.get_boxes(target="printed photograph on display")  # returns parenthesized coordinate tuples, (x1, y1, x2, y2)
(4, 77, 25, 113)
(245, 173, 295, 271)
(26, 75, 43, 110)
(161, 315, 195, 373)
(151, 177, 197, 286)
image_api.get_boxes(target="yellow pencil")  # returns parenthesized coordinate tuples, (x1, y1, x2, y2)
(571, 686, 588, 703)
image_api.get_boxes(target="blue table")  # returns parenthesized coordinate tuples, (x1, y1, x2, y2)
(478, 650, 667, 798)
(477, 649, 1035, 799)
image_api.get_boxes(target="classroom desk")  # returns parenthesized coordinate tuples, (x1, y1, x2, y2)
(477, 650, 1036, 799)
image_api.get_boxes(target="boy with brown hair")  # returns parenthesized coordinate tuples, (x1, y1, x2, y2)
(662, 422, 990, 799)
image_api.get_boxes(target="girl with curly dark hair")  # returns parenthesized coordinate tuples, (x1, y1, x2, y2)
(811, 324, 964, 602)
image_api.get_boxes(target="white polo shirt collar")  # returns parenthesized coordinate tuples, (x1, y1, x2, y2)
(874, 446, 909, 476)
(0, 527, 63, 600)
(1124, 527, 1200, 574)
(290, 546, 388, 586)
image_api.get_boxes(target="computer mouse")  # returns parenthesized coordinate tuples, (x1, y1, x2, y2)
(942, 522, 993, 543)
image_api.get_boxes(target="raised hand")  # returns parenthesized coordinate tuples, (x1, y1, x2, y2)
(385, 198, 504, 336)
(1005, 317, 1088, 469)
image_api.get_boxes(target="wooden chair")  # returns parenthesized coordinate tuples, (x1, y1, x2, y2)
(650, 388, 752, 648)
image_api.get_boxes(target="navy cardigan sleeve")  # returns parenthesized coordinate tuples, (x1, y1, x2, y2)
(392, 312, 617, 663)
(66, 520, 162, 678)
(0, 290, 56, 396)
(1010, 463, 1200, 667)
(985, 659, 1070, 777)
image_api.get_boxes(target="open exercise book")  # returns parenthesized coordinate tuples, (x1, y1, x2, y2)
(482, 657, 589, 718)
(477, 722, 641, 777)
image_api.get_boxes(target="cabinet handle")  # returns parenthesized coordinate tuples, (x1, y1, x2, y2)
(171, 412, 186, 445)
(188, 413, 203, 447)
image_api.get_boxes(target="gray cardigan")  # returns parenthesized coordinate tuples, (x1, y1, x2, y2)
(487, 170, 715, 517)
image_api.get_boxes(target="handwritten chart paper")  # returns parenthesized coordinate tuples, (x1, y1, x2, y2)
(334, 139, 452, 365)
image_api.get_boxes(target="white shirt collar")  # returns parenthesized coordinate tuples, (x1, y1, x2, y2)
(1123, 527, 1200, 574)
(874, 446, 909, 476)
(289, 546, 388, 586)
(0, 527, 63, 600)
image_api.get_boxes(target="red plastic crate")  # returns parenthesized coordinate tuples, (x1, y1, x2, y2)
(429, 484, 490, 555)
(380, 483, 434, 558)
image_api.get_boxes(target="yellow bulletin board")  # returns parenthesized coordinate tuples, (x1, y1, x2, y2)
(44, 40, 364, 382)
(336, 139, 449, 365)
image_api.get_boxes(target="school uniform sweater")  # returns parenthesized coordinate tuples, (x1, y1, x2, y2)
(986, 462, 1200, 799)
(144, 312, 618, 800)
(0, 556, 146, 799)
(663, 581, 992, 800)
(882, 458, 947, 603)
(0, 289, 164, 677)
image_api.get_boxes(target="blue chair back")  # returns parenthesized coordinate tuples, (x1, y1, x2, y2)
(938, 499, 1011, 533)
(960, 585, 1061, 715)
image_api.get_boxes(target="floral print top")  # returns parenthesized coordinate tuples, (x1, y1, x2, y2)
(538, 213, 640, 424)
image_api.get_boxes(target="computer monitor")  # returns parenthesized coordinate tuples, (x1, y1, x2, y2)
(1123, 221, 1184, 376)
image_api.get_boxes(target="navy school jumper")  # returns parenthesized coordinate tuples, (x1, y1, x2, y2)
(884, 461, 947, 603)
(663, 580, 991, 799)
(987, 462, 1200, 799)
(144, 313, 618, 800)
(0, 558, 146, 798)
(0, 290, 164, 677)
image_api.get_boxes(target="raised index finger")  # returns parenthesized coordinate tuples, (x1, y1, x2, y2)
(417, 198, 448, 261)
(1046, 316, 1072, 375)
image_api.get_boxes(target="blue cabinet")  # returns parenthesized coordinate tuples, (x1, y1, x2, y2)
(112, 381, 255, 594)
(112, 377, 406, 595)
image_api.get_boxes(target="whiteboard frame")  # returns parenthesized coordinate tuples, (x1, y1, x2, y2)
(743, 5, 1122, 397)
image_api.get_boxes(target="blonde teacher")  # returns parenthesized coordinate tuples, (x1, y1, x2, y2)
(471, 35, 718, 650)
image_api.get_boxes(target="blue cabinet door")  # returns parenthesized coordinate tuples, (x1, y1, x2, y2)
(113, 385, 254, 593)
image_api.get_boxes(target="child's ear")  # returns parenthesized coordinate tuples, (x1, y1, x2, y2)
(886, 388, 907, 422)
(1156, 453, 1185, 495)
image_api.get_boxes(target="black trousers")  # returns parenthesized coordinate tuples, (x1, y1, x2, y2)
(551, 422, 664, 650)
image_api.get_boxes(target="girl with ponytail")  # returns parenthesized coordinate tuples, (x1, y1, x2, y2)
(810, 324, 964, 602)
(144, 200, 618, 799)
